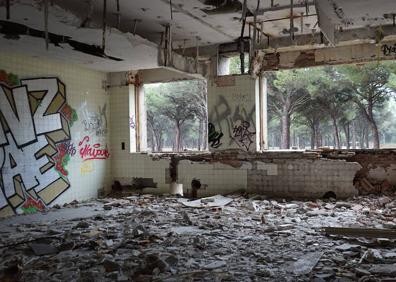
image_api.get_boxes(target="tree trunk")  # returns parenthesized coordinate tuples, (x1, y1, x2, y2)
(315, 123, 321, 148)
(156, 132, 163, 152)
(365, 125, 369, 148)
(369, 120, 380, 149)
(343, 123, 350, 149)
(198, 120, 202, 151)
(151, 129, 156, 152)
(332, 117, 340, 149)
(175, 122, 181, 152)
(281, 112, 290, 149)
(310, 124, 315, 150)
(360, 127, 366, 149)
(351, 121, 356, 149)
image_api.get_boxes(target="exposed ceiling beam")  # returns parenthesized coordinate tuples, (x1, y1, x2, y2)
(158, 0, 234, 40)
(315, 0, 336, 45)
(179, 24, 396, 58)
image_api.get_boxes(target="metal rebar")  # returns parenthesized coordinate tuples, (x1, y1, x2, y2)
(6, 0, 10, 19)
(290, 0, 294, 40)
(116, 0, 120, 29)
(44, 0, 49, 50)
(102, 0, 107, 51)
(133, 19, 138, 35)
(170, 0, 173, 20)
(196, 37, 199, 73)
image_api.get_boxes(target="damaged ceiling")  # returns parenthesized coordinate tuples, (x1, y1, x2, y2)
(0, 0, 395, 72)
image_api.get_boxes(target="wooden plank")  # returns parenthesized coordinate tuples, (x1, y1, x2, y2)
(322, 227, 396, 239)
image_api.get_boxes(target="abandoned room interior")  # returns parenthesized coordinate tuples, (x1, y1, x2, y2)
(1, 0, 396, 281)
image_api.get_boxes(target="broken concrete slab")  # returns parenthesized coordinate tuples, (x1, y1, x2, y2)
(290, 252, 323, 275)
(368, 264, 396, 276)
(29, 243, 58, 256)
(178, 195, 233, 208)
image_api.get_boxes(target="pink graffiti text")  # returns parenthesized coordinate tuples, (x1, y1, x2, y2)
(78, 136, 110, 162)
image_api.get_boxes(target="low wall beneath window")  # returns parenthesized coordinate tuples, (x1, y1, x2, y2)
(322, 149, 396, 194)
(112, 150, 365, 199)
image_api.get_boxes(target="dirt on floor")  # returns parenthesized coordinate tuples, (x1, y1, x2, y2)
(1, 193, 396, 281)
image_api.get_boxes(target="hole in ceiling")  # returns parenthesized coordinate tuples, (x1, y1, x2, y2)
(282, 27, 298, 34)
(200, 0, 242, 15)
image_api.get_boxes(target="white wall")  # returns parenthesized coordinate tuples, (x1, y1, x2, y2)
(109, 84, 170, 192)
(0, 51, 111, 217)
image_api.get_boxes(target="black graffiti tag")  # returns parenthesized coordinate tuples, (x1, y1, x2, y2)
(232, 121, 256, 151)
(382, 44, 396, 56)
(208, 122, 224, 148)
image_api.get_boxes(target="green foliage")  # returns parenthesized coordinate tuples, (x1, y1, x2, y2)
(267, 61, 396, 149)
(229, 55, 250, 75)
(144, 80, 207, 151)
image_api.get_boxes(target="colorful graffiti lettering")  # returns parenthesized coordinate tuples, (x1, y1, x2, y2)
(21, 195, 46, 214)
(0, 77, 77, 217)
(78, 136, 110, 162)
(53, 141, 76, 177)
(0, 70, 19, 87)
(61, 103, 78, 127)
(80, 160, 95, 175)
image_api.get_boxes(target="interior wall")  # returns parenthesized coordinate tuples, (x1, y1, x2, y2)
(108, 83, 170, 193)
(0, 51, 111, 217)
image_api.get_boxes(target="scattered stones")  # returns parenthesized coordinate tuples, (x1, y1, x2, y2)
(1, 194, 396, 281)
(368, 264, 396, 276)
(335, 244, 361, 252)
(132, 225, 147, 237)
(290, 252, 323, 275)
(102, 259, 120, 273)
(29, 243, 58, 256)
(203, 260, 227, 270)
(75, 221, 90, 229)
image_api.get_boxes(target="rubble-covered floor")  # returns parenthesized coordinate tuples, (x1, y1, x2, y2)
(1, 194, 396, 281)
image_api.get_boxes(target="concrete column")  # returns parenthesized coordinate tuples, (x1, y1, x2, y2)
(259, 76, 268, 150)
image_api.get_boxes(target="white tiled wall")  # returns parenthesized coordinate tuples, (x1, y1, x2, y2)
(109, 85, 170, 193)
(0, 51, 111, 206)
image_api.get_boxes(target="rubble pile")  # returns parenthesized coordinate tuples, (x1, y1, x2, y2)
(1, 194, 396, 281)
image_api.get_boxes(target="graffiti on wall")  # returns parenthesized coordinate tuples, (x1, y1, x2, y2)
(382, 44, 396, 56)
(208, 94, 256, 151)
(0, 73, 78, 217)
(129, 115, 136, 129)
(0, 70, 19, 87)
(78, 136, 110, 162)
(80, 102, 108, 137)
(80, 160, 95, 175)
(208, 122, 223, 148)
(232, 121, 256, 151)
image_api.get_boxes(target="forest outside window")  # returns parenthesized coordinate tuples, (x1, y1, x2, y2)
(143, 80, 208, 152)
(266, 61, 396, 150)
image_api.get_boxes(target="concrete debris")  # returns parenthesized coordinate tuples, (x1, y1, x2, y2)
(29, 243, 58, 256)
(290, 252, 323, 275)
(178, 195, 233, 208)
(322, 227, 396, 239)
(368, 263, 396, 276)
(0, 193, 396, 281)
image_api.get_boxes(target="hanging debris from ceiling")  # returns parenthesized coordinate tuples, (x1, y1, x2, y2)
(0, 20, 123, 61)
